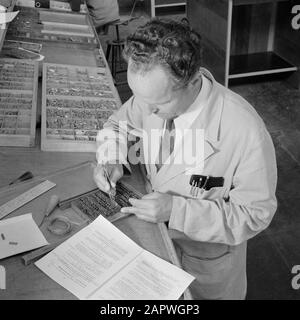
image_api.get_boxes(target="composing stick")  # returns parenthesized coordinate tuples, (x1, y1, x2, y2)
(0, 180, 56, 220)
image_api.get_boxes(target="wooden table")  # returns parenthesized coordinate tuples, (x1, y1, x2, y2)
(0, 161, 177, 300)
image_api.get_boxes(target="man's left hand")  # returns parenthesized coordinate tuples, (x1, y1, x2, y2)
(121, 192, 173, 223)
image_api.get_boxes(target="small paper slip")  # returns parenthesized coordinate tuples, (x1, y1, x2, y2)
(0, 214, 48, 260)
(0, 11, 19, 24)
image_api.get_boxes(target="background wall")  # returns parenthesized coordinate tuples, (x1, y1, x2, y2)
(118, 0, 145, 11)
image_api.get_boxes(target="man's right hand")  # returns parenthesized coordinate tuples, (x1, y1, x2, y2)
(93, 163, 124, 193)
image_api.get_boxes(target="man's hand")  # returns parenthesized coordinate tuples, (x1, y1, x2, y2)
(93, 163, 123, 192)
(121, 192, 173, 223)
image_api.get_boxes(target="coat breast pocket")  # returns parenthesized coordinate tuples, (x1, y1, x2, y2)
(195, 187, 225, 199)
(188, 185, 226, 200)
(187, 174, 226, 200)
(168, 172, 227, 199)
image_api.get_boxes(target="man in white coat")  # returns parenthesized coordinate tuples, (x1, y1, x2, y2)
(94, 19, 277, 299)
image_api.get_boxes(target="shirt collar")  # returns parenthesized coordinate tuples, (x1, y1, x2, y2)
(174, 68, 224, 143)
(174, 72, 212, 130)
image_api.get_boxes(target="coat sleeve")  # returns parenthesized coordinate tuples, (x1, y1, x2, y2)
(168, 128, 278, 245)
(96, 96, 145, 165)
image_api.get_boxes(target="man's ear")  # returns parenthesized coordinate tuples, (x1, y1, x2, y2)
(189, 73, 202, 88)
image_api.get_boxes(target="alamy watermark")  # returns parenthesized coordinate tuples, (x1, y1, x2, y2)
(291, 5, 300, 30)
(291, 265, 300, 290)
(96, 121, 205, 173)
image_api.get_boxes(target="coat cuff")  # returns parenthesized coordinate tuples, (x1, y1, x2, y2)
(169, 195, 187, 232)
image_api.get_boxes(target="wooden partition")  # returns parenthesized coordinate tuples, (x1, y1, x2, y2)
(145, 0, 186, 17)
(187, 0, 230, 84)
(274, 0, 300, 89)
(187, 0, 299, 87)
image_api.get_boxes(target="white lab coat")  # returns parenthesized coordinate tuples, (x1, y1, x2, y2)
(96, 69, 277, 299)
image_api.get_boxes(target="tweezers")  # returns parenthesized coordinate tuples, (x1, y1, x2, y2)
(103, 167, 117, 202)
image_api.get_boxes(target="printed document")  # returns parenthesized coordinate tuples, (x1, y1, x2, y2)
(35, 215, 194, 300)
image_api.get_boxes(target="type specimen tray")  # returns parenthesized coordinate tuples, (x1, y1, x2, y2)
(6, 6, 98, 46)
(0, 58, 38, 147)
(41, 62, 121, 152)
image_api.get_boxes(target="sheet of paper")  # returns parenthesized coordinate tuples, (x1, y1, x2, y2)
(0, 213, 48, 259)
(0, 11, 19, 24)
(35, 215, 195, 300)
(35, 215, 143, 300)
(89, 250, 195, 300)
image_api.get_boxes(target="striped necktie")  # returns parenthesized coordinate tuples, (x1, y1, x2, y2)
(155, 118, 176, 171)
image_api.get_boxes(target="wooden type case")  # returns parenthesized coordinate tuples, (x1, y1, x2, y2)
(41, 62, 121, 152)
(0, 58, 38, 147)
(5, 6, 98, 46)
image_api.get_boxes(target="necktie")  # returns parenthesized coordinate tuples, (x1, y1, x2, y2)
(156, 118, 176, 171)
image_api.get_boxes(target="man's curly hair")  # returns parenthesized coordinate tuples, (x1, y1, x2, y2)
(123, 18, 202, 89)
